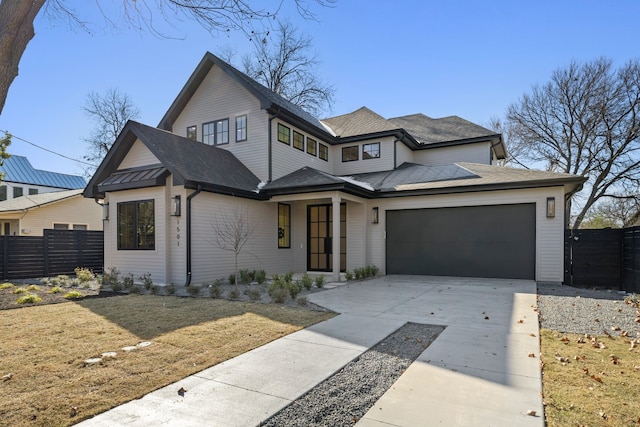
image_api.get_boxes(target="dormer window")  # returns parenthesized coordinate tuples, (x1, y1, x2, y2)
(363, 142, 380, 160)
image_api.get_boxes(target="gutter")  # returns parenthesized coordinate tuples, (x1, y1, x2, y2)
(184, 185, 202, 286)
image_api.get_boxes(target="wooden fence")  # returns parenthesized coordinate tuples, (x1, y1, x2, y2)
(0, 229, 103, 280)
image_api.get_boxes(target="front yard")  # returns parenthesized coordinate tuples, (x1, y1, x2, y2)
(0, 293, 334, 426)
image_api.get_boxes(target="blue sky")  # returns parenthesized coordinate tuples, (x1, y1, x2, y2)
(1, 0, 639, 177)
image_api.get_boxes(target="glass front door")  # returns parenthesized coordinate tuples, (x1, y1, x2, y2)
(307, 204, 346, 272)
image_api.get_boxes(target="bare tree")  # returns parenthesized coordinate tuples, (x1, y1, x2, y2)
(213, 205, 255, 287)
(83, 88, 140, 176)
(0, 0, 335, 116)
(242, 20, 335, 117)
(485, 116, 528, 168)
(581, 194, 640, 229)
(507, 57, 640, 229)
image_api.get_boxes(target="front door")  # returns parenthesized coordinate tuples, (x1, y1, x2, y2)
(307, 204, 346, 272)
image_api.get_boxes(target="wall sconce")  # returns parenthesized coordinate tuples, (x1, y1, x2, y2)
(372, 207, 379, 224)
(546, 197, 555, 218)
(171, 195, 181, 216)
(102, 203, 109, 221)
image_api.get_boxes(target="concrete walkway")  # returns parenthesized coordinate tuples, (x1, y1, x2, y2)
(76, 276, 543, 427)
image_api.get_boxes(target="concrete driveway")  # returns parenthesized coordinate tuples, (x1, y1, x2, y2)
(77, 276, 543, 427)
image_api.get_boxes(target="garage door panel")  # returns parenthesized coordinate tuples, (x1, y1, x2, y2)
(386, 204, 535, 279)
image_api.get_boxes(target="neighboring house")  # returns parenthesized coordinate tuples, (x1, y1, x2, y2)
(85, 52, 585, 286)
(0, 189, 102, 236)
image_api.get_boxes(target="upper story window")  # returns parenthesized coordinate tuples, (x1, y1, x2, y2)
(307, 138, 317, 156)
(203, 119, 229, 145)
(118, 200, 155, 250)
(236, 115, 247, 142)
(278, 123, 291, 145)
(13, 187, 23, 198)
(29, 188, 38, 195)
(293, 131, 304, 151)
(342, 146, 359, 162)
(319, 143, 329, 161)
(187, 125, 197, 140)
(0, 186, 6, 201)
(363, 142, 380, 160)
(53, 223, 69, 230)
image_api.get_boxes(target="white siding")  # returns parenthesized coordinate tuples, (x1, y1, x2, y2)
(395, 142, 414, 167)
(414, 142, 491, 166)
(367, 186, 567, 283)
(271, 121, 333, 180)
(345, 200, 366, 270)
(119, 139, 160, 169)
(332, 136, 395, 175)
(171, 66, 270, 182)
(0, 182, 72, 200)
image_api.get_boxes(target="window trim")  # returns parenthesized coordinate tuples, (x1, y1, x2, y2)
(293, 130, 305, 151)
(277, 123, 291, 145)
(13, 186, 23, 198)
(202, 121, 215, 145)
(72, 224, 88, 230)
(307, 137, 317, 156)
(235, 115, 247, 142)
(215, 118, 229, 145)
(53, 223, 69, 230)
(342, 145, 359, 162)
(117, 199, 155, 250)
(319, 143, 329, 161)
(362, 142, 381, 160)
(186, 125, 197, 141)
(278, 203, 291, 249)
(0, 186, 7, 201)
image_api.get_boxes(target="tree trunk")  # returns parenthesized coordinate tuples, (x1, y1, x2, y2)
(0, 0, 46, 115)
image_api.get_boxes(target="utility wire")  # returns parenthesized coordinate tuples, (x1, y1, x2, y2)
(1, 130, 98, 167)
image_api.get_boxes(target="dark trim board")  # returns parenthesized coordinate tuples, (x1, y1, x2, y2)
(385, 203, 536, 280)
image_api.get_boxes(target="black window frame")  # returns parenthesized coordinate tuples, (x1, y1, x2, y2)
(117, 199, 155, 250)
(202, 121, 215, 145)
(277, 123, 291, 145)
(307, 138, 317, 156)
(53, 223, 69, 230)
(278, 203, 291, 248)
(28, 188, 38, 195)
(236, 115, 247, 142)
(342, 145, 359, 162)
(362, 142, 381, 160)
(186, 125, 197, 140)
(293, 130, 305, 151)
(215, 118, 229, 145)
(319, 143, 329, 161)
(0, 186, 6, 201)
(13, 187, 23, 198)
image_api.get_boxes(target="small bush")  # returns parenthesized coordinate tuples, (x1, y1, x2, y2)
(354, 267, 364, 280)
(13, 287, 27, 294)
(239, 269, 251, 284)
(345, 271, 354, 281)
(228, 288, 240, 300)
(0, 282, 15, 289)
(50, 286, 63, 294)
(289, 280, 302, 299)
(256, 269, 266, 284)
(165, 284, 176, 295)
(149, 284, 159, 295)
(369, 265, 380, 277)
(186, 284, 201, 296)
(245, 287, 262, 301)
(17, 294, 42, 304)
(102, 267, 121, 287)
(283, 271, 294, 282)
(56, 275, 70, 286)
(296, 296, 308, 306)
(209, 284, 222, 298)
(64, 291, 83, 300)
(271, 273, 281, 282)
(270, 287, 288, 303)
(110, 281, 124, 292)
(27, 285, 40, 291)
(139, 273, 153, 290)
(50, 277, 60, 287)
(300, 273, 313, 290)
(74, 267, 95, 283)
(41, 278, 51, 285)
(314, 275, 325, 288)
(228, 273, 236, 285)
(128, 285, 142, 294)
(122, 274, 134, 289)
(70, 278, 81, 287)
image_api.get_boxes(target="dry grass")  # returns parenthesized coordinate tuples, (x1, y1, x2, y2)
(0, 295, 334, 426)
(541, 329, 640, 426)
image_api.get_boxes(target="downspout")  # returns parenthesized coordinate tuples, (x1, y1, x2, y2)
(268, 107, 281, 183)
(184, 185, 202, 286)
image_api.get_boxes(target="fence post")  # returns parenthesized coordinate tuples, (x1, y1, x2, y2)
(43, 230, 50, 277)
(2, 236, 7, 279)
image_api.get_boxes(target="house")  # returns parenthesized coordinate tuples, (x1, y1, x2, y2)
(85, 52, 585, 286)
(0, 189, 102, 236)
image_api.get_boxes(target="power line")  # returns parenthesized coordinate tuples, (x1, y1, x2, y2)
(1, 130, 98, 167)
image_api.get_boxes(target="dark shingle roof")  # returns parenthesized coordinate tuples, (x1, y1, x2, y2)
(388, 114, 497, 145)
(320, 107, 398, 137)
(0, 156, 86, 189)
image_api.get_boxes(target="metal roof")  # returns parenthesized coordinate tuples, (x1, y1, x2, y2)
(0, 156, 86, 189)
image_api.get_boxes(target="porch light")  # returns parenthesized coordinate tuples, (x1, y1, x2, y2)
(171, 195, 181, 216)
(546, 197, 555, 218)
(102, 203, 109, 221)
(372, 207, 379, 224)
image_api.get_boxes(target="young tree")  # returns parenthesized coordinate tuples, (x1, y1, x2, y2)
(0, 132, 10, 183)
(507, 58, 640, 229)
(213, 205, 255, 287)
(242, 20, 335, 116)
(83, 88, 140, 176)
(0, 0, 335, 116)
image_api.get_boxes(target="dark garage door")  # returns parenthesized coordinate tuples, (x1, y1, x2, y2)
(386, 204, 536, 279)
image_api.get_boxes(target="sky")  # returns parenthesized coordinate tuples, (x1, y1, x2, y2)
(0, 0, 639, 178)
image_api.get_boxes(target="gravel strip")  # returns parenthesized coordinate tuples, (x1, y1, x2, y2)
(537, 283, 640, 337)
(261, 322, 445, 427)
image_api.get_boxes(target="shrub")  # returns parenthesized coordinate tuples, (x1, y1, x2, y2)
(41, 278, 51, 285)
(245, 287, 262, 301)
(369, 265, 380, 277)
(270, 287, 288, 303)
(296, 296, 308, 306)
(110, 281, 124, 292)
(209, 284, 222, 298)
(186, 284, 201, 296)
(70, 278, 81, 287)
(239, 269, 251, 284)
(213, 278, 224, 287)
(256, 269, 266, 284)
(122, 274, 134, 289)
(288, 280, 302, 299)
(0, 282, 15, 289)
(74, 267, 95, 283)
(228, 273, 236, 285)
(56, 275, 70, 286)
(139, 273, 153, 290)
(50, 286, 63, 294)
(300, 273, 313, 290)
(50, 277, 60, 287)
(228, 288, 240, 300)
(283, 271, 294, 282)
(345, 271, 354, 281)
(354, 267, 364, 280)
(64, 291, 83, 300)
(27, 285, 40, 291)
(102, 267, 121, 287)
(128, 285, 142, 294)
(13, 287, 27, 294)
(271, 272, 280, 282)
(149, 284, 159, 295)
(17, 294, 42, 304)
(165, 284, 176, 295)
(314, 275, 325, 288)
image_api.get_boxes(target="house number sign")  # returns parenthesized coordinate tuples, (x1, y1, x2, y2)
(176, 219, 180, 246)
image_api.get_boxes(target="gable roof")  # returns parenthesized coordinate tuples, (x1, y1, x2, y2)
(85, 121, 264, 199)
(321, 107, 399, 137)
(158, 52, 334, 141)
(0, 189, 83, 213)
(0, 156, 86, 189)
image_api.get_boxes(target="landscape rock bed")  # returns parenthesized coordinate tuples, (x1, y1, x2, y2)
(261, 322, 445, 427)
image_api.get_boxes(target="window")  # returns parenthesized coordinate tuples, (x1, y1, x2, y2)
(202, 119, 229, 145)
(363, 142, 381, 160)
(28, 188, 38, 195)
(0, 186, 6, 201)
(236, 115, 247, 141)
(293, 131, 304, 151)
(342, 146, 359, 162)
(73, 224, 88, 230)
(278, 203, 291, 248)
(187, 125, 197, 140)
(307, 138, 317, 156)
(319, 143, 329, 161)
(53, 223, 69, 230)
(118, 200, 155, 250)
(277, 123, 291, 145)
(13, 187, 23, 198)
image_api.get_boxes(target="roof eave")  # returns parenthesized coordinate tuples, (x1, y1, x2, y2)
(263, 182, 373, 199)
(184, 181, 268, 200)
(267, 105, 335, 142)
(416, 134, 503, 151)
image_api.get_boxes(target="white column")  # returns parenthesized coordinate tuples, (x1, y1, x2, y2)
(332, 196, 341, 282)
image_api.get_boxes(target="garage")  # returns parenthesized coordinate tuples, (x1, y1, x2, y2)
(386, 203, 536, 279)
